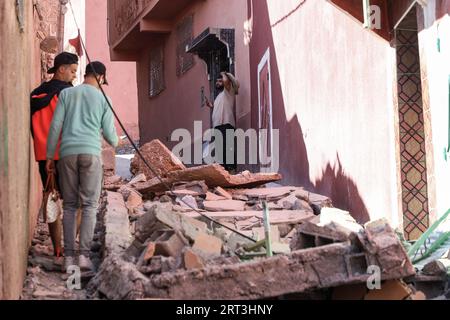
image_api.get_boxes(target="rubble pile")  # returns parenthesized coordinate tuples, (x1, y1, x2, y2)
(86, 140, 432, 300)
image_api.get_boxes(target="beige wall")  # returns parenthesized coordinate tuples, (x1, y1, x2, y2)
(250, 0, 401, 225)
(0, 0, 42, 300)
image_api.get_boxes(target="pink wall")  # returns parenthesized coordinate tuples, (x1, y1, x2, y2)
(249, 0, 400, 225)
(135, 0, 250, 152)
(85, 0, 139, 140)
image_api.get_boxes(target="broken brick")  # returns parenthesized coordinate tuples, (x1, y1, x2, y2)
(192, 233, 223, 257)
(126, 190, 143, 211)
(184, 248, 205, 270)
(364, 280, 412, 300)
(130, 139, 186, 180)
(102, 147, 116, 176)
(154, 231, 187, 258)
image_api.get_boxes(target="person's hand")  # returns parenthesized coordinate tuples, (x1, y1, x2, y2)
(46, 159, 55, 174)
(205, 98, 213, 109)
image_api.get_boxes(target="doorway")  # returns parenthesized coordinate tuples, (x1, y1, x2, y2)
(258, 48, 274, 173)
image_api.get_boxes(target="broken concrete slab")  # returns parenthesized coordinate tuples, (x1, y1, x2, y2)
(203, 200, 246, 212)
(252, 226, 280, 242)
(205, 192, 227, 201)
(130, 139, 186, 180)
(134, 164, 282, 194)
(232, 187, 295, 200)
(90, 219, 415, 300)
(172, 181, 208, 197)
(176, 195, 198, 210)
(192, 233, 223, 257)
(290, 222, 350, 250)
(87, 254, 149, 300)
(215, 187, 232, 200)
(183, 210, 316, 225)
(141, 203, 208, 242)
(142, 241, 414, 299)
(319, 208, 363, 235)
(104, 192, 133, 256)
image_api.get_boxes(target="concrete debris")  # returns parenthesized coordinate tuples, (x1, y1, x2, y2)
(205, 191, 227, 201)
(176, 195, 198, 210)
(126, 190, 143, 212)
(89, 185, 418, 300)
(172, 180, 208, 197)
(130, 139, 186, 180)
(86, 140, 435, 300)
(104, 192, 133, 256)
(319, 207, 364, 235)
(128, 173, 147, 186)
(102, 146, 116, 177)
(90, 218, 415, 299)
(203, 200, 246, 212)
(192, 233, 223, 257)
(135, 164, 282, 193)
(215, 186, 233, 200)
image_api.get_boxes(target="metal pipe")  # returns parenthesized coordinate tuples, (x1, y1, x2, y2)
(362, 0, 371, 29)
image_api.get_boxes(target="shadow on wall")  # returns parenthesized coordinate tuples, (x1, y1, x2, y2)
(314, 154, 371, 224)
(250, 0, 370, 223)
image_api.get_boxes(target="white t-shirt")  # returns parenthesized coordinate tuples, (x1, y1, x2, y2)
(212, 87, 236, 128)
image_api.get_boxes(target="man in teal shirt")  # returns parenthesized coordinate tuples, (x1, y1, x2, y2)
(46, 61, 118, 271)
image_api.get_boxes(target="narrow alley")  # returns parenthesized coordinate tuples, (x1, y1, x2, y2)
(1, 0, 450, 307)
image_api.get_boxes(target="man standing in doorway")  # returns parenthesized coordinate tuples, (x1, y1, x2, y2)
(206, 72, 240, 172)
(46, 61, 119, 271)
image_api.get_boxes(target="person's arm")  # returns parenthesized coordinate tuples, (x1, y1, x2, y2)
(45, 92, 66, 173)
(46, 93, 65, 160)
(102, 98, 119, 148)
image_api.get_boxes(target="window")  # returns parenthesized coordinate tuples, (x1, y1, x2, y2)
(149, 44, 165, 97)
(176, 15, 194, 76)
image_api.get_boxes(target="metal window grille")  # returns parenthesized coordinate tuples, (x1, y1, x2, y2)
(176, 15, 194, 76)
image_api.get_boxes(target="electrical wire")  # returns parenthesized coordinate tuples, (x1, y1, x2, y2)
(67, 1, 257, 243)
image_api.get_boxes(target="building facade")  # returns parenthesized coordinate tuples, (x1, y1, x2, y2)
(107, 0, 450, 240)
(86, 0, 139, 140)
(107, 0, 251, 151)
(0, 0, 69, 299)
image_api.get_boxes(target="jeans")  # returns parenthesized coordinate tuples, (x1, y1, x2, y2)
(58, 154, 102, 257)
(214, 124, 237, 171)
